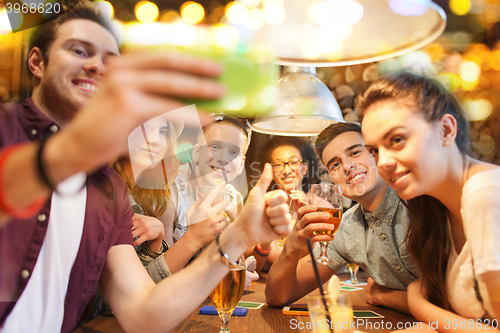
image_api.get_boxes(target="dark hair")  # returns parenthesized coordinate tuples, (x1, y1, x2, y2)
(263, 136, 319, 192)
(314, 123, 362, 162)
(356, 71, 472, 310)
(28, 0, 115, 81)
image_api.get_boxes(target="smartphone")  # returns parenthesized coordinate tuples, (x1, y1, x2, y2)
(353, 310, 385, 319)
(199, 306, 248, 316)
(282, 306, 309, 316)
(123, 42, 280, 117)
(180, 45, 280, 117)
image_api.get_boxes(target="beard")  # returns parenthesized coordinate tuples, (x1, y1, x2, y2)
(38, 73, 81, 125)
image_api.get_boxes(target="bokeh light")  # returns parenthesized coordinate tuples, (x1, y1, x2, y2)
(489, 49, 500, 71)
(477, 135, 496, 155)
(95, 1, 114, 20)
(459, 60, 481, 90)
(226, 2, 249, 25)
(135, 1, 159, 23)
(389, 0, 430, 16)
(309, 0, 363, 29)
(436, 73, 461, 92)
(464, 99, 493, 121)
(424, 42, 445, 62)
(246, 8, 265, 29)
(0, 9, 12, 35)
(210, 24, 239, 49)
(262, 3, 285, 25)
(262, 0, 284, 5)
(181, 1, 205, 24)
(449, 0, 471, 16)
(161, 10, 181, 23)
(239, 0, 261, 7)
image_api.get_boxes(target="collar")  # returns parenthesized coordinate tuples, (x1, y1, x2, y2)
(361, 186, 401, 226)
(15, 98, 60, 139)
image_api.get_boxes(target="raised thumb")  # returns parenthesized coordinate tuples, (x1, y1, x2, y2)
(250, 163, 273, 197)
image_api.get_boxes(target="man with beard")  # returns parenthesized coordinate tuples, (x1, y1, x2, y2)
(0, 2, 291, 332)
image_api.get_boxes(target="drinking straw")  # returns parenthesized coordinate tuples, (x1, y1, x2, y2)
(306, 237, 334, 333)
(288, 185, 296, 211)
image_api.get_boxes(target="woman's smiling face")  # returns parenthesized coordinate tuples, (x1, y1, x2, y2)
(361, 99, 447, 200)
(128, 115, 173, 180)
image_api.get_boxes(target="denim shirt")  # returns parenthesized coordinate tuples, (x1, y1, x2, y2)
(323, 186, 419, 290)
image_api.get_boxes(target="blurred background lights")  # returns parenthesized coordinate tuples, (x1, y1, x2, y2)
(436, 73, 461, 92)
(0, 9, 12, 35)
(309, 0, 363, 29)
(226, 2, 249, 25)
(135, 1, 159, 23)
(459, 60, 481, 90)
(464, 99, 493, 121)
(477, 135, 496, 155)
(489, 49, 500, 71)
(262, 3, 285, 25)
(181, 1, 205, 24)
(95, 1, 114, 20)
(246, 8, 264, 29)
(262, 0, 284, 5)
(388, 0, 430, 16)
(238, 0, 261, 8)
(161, 9, 181, 23)
(449, 0, 471, 16)
(210, 24, 239, 48)
(424, 42, 445, 62)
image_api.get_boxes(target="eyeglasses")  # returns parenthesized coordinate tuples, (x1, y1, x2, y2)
(271, 159, 303, 172)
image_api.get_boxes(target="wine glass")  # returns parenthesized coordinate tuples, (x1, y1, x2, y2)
(344, 263, 360, 284)
(209, 255, 246, 333)
(308, 184, 343, 265)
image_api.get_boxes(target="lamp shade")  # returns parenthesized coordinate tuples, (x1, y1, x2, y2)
(251, 66, 344, 136)
(255, 0, 446, 67)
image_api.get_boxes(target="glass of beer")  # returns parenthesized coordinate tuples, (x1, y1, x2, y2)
(210, 255, 246, 332)
(309, 184, 343, 265)
(345, 263, 360, 284)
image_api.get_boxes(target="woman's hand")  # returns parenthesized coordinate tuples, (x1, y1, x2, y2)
(132, 214, 165, 250)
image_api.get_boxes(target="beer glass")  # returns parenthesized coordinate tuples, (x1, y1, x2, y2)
(309, 184, 343, 265)
(345, 263, 360, 284)
(210, 255, 246, 333)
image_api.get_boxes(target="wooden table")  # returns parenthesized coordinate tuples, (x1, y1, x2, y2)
(73, 273, 420, 333)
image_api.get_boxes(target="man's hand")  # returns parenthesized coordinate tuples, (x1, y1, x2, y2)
(233, 164, 291, 249)
(48, 51, 226, 180)
(283, 204, 335, 257)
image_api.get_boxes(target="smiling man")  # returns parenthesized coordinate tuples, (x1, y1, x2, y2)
(0, 2, 291, 332)
(265, 122, 419, 315)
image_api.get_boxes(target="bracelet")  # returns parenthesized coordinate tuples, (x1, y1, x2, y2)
(215, 234, 240, 269)
(0, 143, 47, 218)
(142, 240, 169, 259)
(255, 244, 271, 257)
(37, 135, 56, 192)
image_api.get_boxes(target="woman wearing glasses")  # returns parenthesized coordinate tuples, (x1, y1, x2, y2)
(253, 136, 319, 271)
